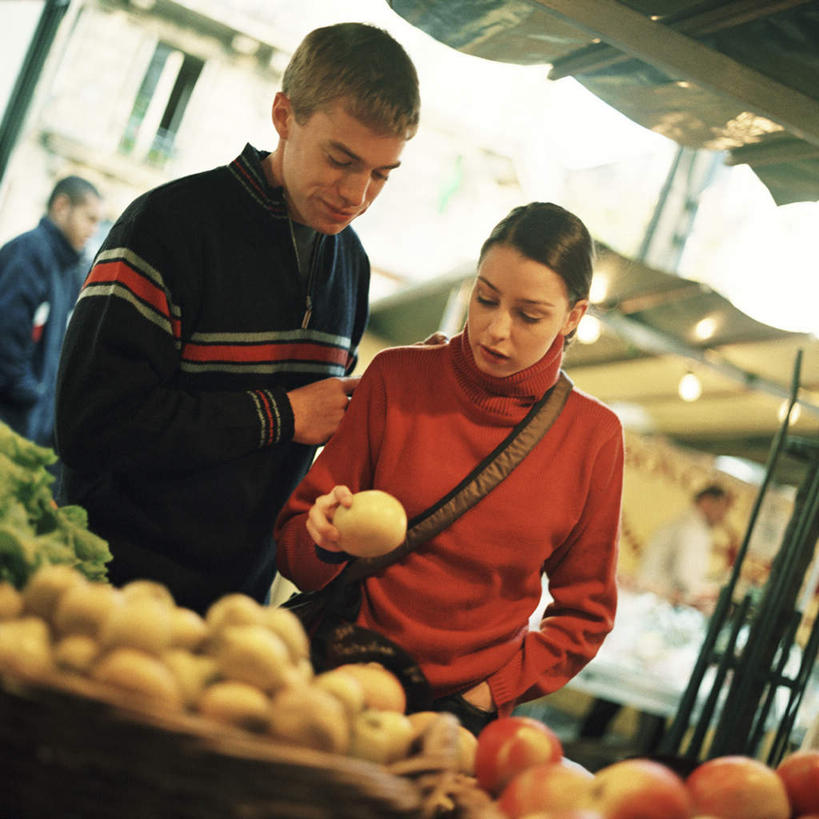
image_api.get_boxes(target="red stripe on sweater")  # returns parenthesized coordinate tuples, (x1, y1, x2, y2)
(86, 260, 170, 319)
(255, 389, 276, 446)
(181, 342, 350, 366)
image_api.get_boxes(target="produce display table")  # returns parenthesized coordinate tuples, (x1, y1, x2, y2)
(564, 591, 818, 745)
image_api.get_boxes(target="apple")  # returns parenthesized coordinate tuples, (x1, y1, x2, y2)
(776, 749, 819, 815)
(686, 755, 790, 819)
(588, 758, 692, 819)
(475, 716, 563, 796)
(498, 760, 593, 818)
(333, 490, 407, 557)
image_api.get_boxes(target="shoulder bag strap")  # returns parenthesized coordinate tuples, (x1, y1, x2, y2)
(341, 370, 573, 584)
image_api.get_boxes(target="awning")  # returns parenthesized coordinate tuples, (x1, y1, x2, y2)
(387, 0, 819, 205)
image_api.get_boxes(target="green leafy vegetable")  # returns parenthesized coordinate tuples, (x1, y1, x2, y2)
(0, 422, 112, 587)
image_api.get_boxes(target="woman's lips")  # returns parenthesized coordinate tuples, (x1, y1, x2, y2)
(480, 344, 507, 362)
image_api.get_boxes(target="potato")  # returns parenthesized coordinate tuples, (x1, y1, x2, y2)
(215, 624, 291, 692)
(0, 582, 23, 621)
(120, 579, 175, 607)
(162, 648, 220, 707)
(92, 647, 182, 707)
(333, 490, 407, 557)
(334, 662, 406, 713)
(22, 564, 87, 623)
(99, 597, 173, 654)
(197, 680, 271, 732)
(0, 617, 53, 677)
(314, 669, 366, 720)
(205, 593, 264, 635)
(261, 606, 310, 663)
(54, 634, 101, 674)
(169, 607, 208, 650)
(269, 685, 350, 754)
(53, 581, 122, 638)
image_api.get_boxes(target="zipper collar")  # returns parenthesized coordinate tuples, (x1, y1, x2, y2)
(228, 143, 288, 219)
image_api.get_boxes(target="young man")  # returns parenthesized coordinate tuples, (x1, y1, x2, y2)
(55, 23, 420, 613)
(0, 176, 102, 446)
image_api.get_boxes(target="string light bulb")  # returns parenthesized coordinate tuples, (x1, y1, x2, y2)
(678, 371, 702, 402)
(778, 400, 801, 424)
(576, 314, 602, 344)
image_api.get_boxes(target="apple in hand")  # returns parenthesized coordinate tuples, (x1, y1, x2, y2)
(686, 755, 790, 819)
(588, 758, 692, 819)
(498, 760, 593, 818)
(475, 716, 562, 796)
(776, 749, 819, 815)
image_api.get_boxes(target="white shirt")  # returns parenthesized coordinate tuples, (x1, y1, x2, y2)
(637, 505, 713, 599)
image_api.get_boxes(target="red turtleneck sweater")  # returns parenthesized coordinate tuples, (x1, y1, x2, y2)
(275, 331, 624, 712)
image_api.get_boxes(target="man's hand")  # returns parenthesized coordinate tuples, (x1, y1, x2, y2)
(287, 376, 360, 445)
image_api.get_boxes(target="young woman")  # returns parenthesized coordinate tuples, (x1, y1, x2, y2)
(275, 202, 624, 733)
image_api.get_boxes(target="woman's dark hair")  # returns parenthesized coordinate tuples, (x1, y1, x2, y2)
(478, 202, 595, 306)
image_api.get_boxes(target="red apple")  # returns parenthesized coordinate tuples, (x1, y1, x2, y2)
(475, 716, 563, 795)
(498, 760, 593, 818)
(686, 755, 790, 819)
(588, 758, 692, 819)
(776, 749, 819, 815)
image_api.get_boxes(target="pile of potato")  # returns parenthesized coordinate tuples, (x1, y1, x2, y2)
(0, 567, 476, 774)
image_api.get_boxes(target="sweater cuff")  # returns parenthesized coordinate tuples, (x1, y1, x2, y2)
(315, 545, 351, 564)
(247, 385, 294, 448)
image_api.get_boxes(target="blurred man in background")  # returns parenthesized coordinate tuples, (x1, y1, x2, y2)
(637, 483, 733, 611)
(0, 175, 102, 446)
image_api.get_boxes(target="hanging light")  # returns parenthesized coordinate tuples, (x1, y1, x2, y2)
(694, 315, 718, 341)
(778, 400, 801, 424)
(678, 371, 702, 402)
(589, 273, 609, 304)
(576, 314, 602, 344)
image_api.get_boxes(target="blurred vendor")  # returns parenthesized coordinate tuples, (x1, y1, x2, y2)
(637, 483, 732, 612)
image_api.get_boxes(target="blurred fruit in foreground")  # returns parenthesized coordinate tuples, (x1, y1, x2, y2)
(587, 757, 692, 819)
(497, 759, 593, 818)
(775, 749, 819, 815)
(686, 754, 790, 819)
(475, 716, 562, 796)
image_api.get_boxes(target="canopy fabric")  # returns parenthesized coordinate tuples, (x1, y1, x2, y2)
(387, 0, 819, 205)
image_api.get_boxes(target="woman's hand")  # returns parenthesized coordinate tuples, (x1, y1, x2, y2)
(305, 485, 354, 551)
(461, 681, 495, 712)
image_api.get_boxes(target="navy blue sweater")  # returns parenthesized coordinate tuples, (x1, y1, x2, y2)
(55, 145, 370, 612)
(0, 217, 82, 445)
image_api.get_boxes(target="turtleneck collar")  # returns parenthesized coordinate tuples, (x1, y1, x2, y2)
(450, 325, 564, 418)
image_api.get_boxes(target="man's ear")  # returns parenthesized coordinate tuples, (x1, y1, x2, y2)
(49, 193, 72, 226)
(271, 91, 293, 140)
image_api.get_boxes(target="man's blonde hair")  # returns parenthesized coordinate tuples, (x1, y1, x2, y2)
(282, 22, 420, 140)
